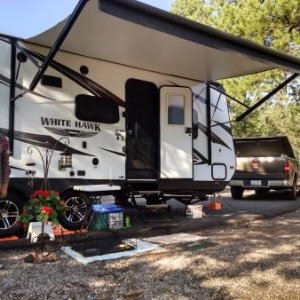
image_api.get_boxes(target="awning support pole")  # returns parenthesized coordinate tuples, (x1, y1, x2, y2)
(236, 73, 299, 122)
(29, 0, 88, 91)
(9, 39, 16, 153)
(206, 83, 212, 165)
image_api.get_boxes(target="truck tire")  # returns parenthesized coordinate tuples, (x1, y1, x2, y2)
(0, 191, 24, 237)
(231, 187, 243, 199)
(286, 180, 297, 200)
(58, 191, 91, 230)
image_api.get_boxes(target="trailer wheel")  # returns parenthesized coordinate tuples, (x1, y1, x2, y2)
(286, 180, 297, 200)
(58, 191, 91, 230)
(0, 191, 24, 237)
(231, 187, 243, 199)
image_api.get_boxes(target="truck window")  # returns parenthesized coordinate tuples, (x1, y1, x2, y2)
(235, 139, 287, 157)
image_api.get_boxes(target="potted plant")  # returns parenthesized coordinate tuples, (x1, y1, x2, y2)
(19, 190, 65, 228)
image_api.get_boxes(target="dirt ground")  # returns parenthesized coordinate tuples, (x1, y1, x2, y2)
(1, 209, 300, 300)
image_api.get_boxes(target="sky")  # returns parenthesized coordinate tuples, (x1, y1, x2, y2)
(0, 0, 174, 38)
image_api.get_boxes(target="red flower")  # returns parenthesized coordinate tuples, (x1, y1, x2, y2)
(19, 189, 64, 226)
(41, 206, 53, 215)
(32, 190, 51, 198)
(43, 191, 50, 198)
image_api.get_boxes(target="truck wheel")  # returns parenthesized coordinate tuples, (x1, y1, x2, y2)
(58, 191, 91, 230)
(0, 191, 24, 237)
(286, 181, 297, 200)
(231, 187, 243, 199)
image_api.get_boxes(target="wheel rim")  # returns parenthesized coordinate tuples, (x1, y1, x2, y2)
(64, 196, 88, 224)
(0, 200, 19, 230)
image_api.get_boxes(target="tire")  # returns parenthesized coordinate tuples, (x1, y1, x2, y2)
(231, 187, 243, 199)
(0, 191, 24, 237)
(286, 180, 297, 200)
(58, 191, 91, 230)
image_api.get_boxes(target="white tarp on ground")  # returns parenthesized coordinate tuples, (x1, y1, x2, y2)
(62, 239, 161, 265)
(143, 233, 207, 245)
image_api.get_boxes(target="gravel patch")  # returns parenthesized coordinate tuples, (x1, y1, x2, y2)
(1, 209, 300, 299)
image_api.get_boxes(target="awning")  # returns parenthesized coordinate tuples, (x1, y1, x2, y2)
(23, 0, 300, 81)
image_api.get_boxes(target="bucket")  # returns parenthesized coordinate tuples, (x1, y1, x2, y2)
(186, 205, 203, 219)
(208, 201, 222, 210)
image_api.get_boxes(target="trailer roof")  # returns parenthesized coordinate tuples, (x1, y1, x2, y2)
(24, 0, 300, 81)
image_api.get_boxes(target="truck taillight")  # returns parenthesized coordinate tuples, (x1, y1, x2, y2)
(284, 160, 291, 174)
(251, 159, 259, 169)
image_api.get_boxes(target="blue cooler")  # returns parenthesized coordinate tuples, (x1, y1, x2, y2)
(89, 205, 123, 230)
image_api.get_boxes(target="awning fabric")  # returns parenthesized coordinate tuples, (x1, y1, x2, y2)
(25, 0, 300, 81)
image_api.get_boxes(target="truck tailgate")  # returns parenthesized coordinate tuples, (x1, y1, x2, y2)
(234, 157, 286, 180)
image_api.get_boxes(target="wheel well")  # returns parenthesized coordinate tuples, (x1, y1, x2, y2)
(60, 188, 76, 196)
(8, 188, 27, 203)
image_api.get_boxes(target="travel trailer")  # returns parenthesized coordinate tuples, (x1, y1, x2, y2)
(1, 0, 300, 236)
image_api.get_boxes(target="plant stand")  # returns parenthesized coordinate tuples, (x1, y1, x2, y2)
(26, 221, 55, 252)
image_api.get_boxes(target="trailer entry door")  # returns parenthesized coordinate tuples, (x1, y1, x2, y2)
(125, 79, 159, 179)
(160, 86, 193, 179)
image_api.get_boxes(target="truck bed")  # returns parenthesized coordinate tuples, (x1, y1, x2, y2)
(230, 136, 300, 199)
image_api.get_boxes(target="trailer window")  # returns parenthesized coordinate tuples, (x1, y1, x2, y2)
(75, 94, 120, 124)
(168, 95, 184, 125)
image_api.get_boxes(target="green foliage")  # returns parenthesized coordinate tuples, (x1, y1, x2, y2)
(18, 190, 65, 226)
(172, 0, 300, 151)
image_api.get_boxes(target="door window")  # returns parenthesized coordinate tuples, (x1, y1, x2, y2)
(168, 95, 184, 125)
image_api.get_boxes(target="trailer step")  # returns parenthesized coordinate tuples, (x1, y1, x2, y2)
(73, 184, 121, 192)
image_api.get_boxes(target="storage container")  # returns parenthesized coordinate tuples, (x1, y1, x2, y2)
(186, 205, 203, 219)
(89, 204, 123, 230)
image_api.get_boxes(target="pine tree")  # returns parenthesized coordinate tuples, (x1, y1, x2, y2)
(172, 0, 300, 149)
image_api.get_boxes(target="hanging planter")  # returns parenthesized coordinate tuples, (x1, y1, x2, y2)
(18, 190, 65, 227)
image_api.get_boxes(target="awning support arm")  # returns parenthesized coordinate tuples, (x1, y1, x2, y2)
(236, 73, 299, 122)
(29, 0, 88, 91)
(209, 84, 249, 109)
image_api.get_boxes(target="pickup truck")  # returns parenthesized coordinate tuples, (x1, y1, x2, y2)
(230, 136, 300, 200)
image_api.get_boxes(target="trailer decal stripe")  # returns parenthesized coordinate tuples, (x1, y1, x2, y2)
(0, 128, 93, 156)
(193, 89, 222, 112)
(198, 122, 231, 150)
(211, 122, 232, 135)
(193, 148, 209, 165)
(45, 127, 99, 138)
(10, 166, 27, 171)
(0, 74, 62, 102)
(99, 147, 125, 157)
(28, 50, 125, 107)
